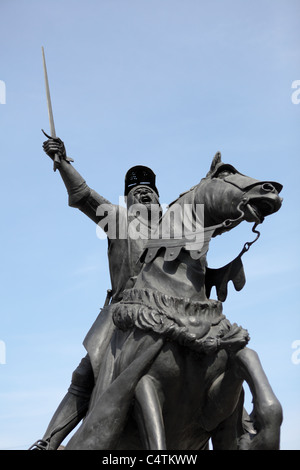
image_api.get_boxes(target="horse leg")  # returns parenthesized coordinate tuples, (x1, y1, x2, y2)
(234, 347, 283, 450)
(134, 374, 166, 450)
(201, 357, 244, 450)
(211, 388, 244, 450)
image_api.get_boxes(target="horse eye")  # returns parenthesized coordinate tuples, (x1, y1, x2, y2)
(217, 170, 233, 178)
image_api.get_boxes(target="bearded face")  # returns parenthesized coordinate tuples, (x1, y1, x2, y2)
(126, 185, 160, 210)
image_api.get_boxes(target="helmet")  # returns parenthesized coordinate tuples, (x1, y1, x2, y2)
(124, 165, 159, 196)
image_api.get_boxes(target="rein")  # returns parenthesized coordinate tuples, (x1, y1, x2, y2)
(222, 201, 262, 257)
(239, 222, 261, 255)
(142, 200, 261, 263)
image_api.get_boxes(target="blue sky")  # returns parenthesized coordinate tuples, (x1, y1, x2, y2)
(0, 0, 299, 450)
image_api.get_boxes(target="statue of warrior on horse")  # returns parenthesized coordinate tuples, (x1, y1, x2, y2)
(31, 140, 283, 450)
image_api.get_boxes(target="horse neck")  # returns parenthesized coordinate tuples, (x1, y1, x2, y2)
(165, 180, 223, 229)
(136, 187, 212, 302)
(160, 184, 211, 236)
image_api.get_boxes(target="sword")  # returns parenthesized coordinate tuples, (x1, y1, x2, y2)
(41, 46, 61, 171)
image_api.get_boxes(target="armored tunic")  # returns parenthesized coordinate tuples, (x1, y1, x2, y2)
(59, 160, 148, 303)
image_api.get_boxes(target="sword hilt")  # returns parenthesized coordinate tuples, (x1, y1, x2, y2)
(42, 129, 74, 171)
(42, 129, 61, 171)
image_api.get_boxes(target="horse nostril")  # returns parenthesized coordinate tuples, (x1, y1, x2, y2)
(262, 183, 275, 193)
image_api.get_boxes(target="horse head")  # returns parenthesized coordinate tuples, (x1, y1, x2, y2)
(198, 152, 283, 233)
(141, 153, 282, 266)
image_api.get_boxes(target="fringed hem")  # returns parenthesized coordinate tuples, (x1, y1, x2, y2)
(111, 288, 249, 355)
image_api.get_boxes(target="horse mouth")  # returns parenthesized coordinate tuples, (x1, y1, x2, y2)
(245, 198, 280, 223)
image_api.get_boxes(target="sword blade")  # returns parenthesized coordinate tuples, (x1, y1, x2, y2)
(42, 47, 60, 171)
(41, 47, 56, 138)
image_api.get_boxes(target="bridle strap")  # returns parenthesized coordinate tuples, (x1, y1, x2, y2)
(239, 222, 261, 256)
(141, 200, 256, 263)
(144, 201, 247, 250)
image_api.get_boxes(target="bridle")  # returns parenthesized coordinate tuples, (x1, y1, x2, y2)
(142, 199, 262, 263)
(216, 200, 261, 256)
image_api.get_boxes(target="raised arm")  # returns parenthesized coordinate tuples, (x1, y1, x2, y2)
(43, 137, 114, 225)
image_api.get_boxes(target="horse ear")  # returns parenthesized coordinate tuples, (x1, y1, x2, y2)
(206, 152, 222, 177)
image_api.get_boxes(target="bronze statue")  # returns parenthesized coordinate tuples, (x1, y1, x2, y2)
(63, 153, 283, 450)
(33, 145, 283, 449)
(32, 50, 283, 450)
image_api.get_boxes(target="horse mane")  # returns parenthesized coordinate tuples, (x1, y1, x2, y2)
(167, 186, 197, 208)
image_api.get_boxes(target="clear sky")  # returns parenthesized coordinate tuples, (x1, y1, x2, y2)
(0, 0, 299, 450)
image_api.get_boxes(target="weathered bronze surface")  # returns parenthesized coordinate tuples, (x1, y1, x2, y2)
(31, 144, 283, 450)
